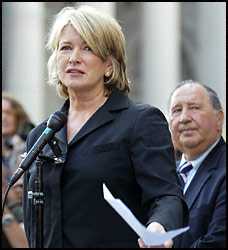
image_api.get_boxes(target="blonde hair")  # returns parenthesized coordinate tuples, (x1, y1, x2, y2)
(46, 5, 130, 98)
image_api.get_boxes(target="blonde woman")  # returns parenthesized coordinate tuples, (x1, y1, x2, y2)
(23, 5, 188, 248)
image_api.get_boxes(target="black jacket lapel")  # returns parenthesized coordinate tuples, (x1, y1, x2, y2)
(60, 89, 129, 146)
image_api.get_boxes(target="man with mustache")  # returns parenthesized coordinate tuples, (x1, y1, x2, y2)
(168, 80, 226, 248)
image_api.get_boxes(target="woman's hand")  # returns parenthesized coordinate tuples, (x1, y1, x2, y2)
(138, 222, 173, 248)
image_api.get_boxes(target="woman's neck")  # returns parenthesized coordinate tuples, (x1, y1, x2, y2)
(68, 88, 107, 113)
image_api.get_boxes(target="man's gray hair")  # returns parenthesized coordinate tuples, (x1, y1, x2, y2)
(168, 80, 222, 112)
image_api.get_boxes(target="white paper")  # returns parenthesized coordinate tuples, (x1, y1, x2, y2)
(103, 183, 189, 246)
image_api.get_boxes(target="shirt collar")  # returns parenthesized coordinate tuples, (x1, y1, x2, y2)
(179, 137, 221, 171)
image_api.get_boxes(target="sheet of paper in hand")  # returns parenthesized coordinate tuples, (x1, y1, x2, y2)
(103, 183, 189, 246)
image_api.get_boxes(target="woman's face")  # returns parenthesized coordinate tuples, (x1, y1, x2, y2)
(56, 25, 112, 95)
(2, 98, 18, 137)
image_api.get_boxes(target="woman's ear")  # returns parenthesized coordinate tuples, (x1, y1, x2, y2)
(105, 59, 114, 77)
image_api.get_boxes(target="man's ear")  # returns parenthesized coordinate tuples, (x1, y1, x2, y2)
(216, 109, 224, 131)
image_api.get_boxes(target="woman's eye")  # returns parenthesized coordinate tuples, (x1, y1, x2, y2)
(84, 46, 92, 52)
(60, 46, 71, 51)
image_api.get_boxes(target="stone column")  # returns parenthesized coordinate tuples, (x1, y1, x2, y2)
(2, 2, 46, 125)
(139, 2, 181, 117)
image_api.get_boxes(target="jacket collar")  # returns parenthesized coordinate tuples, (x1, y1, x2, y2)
(184, 137, 226, 209)
(54, 89, 129, 146)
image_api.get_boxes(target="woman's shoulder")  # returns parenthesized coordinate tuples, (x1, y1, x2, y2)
(129, 98, 165, 118)
(111, 88, 161, 114)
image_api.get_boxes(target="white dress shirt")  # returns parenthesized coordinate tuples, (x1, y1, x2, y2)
(178, 138, 220, 194)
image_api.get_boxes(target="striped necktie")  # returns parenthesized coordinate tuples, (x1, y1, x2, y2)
(178, 161, 193, 188)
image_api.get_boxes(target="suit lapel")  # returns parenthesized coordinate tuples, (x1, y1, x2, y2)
(184, 163, 211, 209)
(69, 107, 114, 145)
(184, 138, 225, 209)
(41, 109, 114, 159)
(66, 89, 129, 146)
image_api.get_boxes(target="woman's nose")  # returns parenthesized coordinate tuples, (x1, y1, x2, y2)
(69, 48, 81, 64)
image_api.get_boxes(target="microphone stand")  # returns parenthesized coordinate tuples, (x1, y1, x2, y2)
(28, 155, 45, 248)
(27, 148, 64, 248)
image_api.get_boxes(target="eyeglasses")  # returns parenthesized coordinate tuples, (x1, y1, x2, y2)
(2, 109, 19, 117)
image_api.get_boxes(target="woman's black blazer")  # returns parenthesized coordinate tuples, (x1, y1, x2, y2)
(23, 89, 188, 248)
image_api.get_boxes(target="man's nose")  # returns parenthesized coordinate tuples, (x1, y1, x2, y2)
(179, 108, 191, 123)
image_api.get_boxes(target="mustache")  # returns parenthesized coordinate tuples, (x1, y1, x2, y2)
(179, 126, 197, 133)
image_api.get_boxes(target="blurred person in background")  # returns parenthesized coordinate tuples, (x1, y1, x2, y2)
(2, 91, 35, 181)
(2, 92, 34, 248)
(168, 81, 226, 248)
(2, 165, 28, 248)
(23, 5, 188, 248)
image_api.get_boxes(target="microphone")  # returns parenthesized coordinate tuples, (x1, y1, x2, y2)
(8, 111, 67, 187)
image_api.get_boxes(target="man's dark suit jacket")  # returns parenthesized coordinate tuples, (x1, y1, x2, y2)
(179, 137, 226, 248)
(23, 89, 188, 248)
